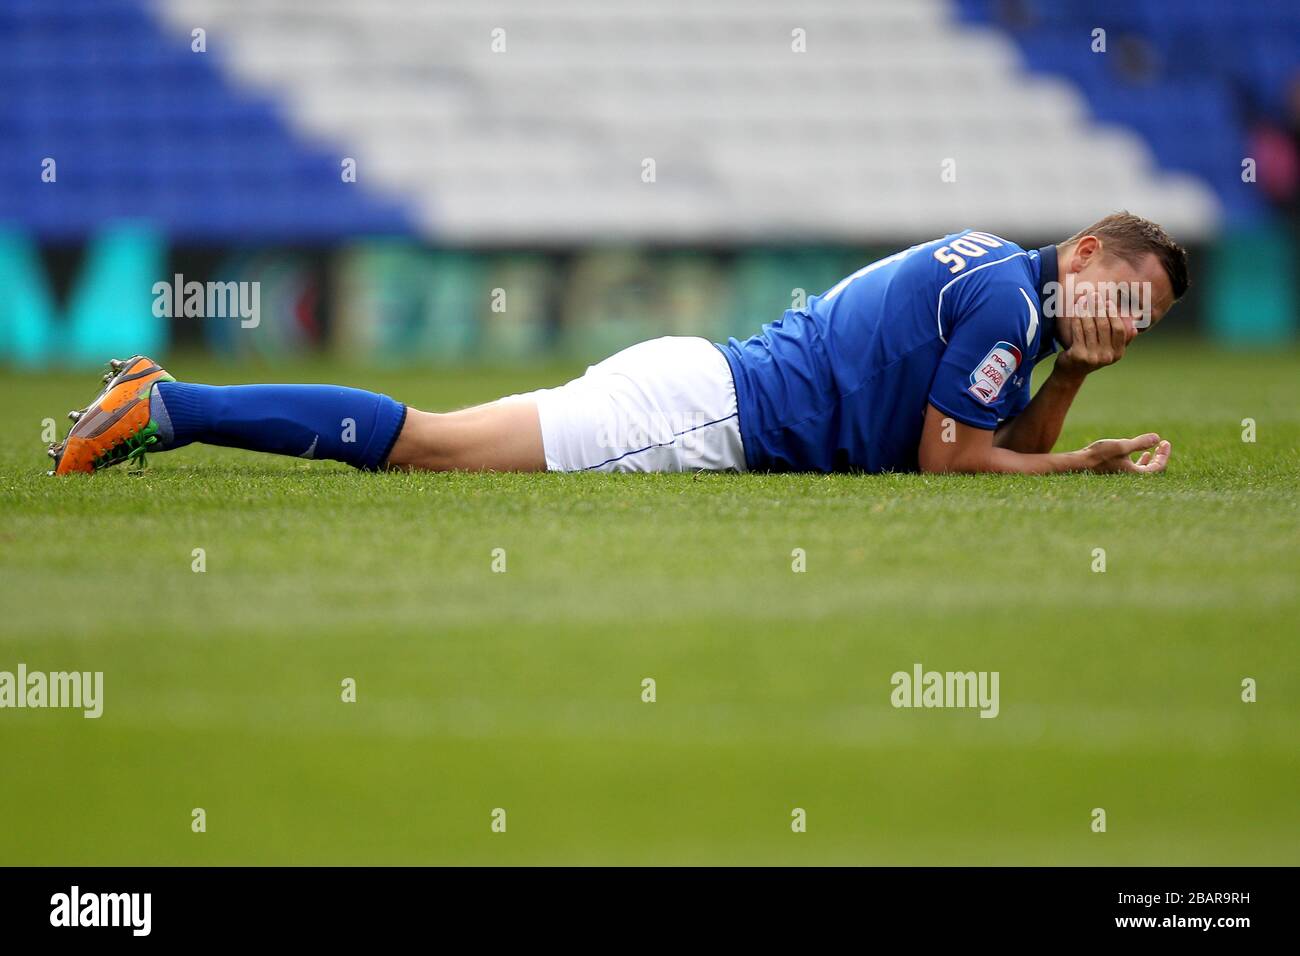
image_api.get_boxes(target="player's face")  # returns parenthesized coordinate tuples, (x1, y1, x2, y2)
(1062, 246, 1176, 346)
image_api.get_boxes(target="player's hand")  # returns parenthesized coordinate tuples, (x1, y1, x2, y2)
(1054, 290, 1134, 380)
(1081, 433, 1171, 474)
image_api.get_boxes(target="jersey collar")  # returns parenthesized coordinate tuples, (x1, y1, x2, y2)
(1034, 244, 1060, 359)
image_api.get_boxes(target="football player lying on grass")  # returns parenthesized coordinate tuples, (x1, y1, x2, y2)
(49, 212, 1182, 478)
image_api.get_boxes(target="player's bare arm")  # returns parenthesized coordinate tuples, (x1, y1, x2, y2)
(994, 307, 1129, 454)
(920, 407, 1171, 475)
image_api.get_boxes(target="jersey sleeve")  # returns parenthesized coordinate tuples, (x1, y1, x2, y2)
(999, 371, 1033, 423)
(928, 267, 1040, 430)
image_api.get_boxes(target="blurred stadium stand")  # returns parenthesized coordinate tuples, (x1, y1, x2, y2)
(152, 0, 1220, 242)
(957, 0, 1300, 225)
(0, 0, 413, 240)
(0, 0, 1295, 363)
(4, 0, 1232, 241)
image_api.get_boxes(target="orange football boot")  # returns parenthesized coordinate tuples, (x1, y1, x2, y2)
(48, 356, 175, 475)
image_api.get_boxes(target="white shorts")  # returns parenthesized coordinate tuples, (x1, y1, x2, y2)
(508, 336, 747, 472)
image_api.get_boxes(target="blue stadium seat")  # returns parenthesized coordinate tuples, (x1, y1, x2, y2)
(0, 0, 414, 241)
(956, 0, 1296, 227)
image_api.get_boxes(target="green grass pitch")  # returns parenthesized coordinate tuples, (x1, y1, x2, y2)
(1, 343, 1297, 864)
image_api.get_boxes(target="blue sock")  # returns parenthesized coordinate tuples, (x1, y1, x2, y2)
(150, 381, 407, 471)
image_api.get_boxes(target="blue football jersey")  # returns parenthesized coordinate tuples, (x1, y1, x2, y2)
(717, 231, 1060, 472)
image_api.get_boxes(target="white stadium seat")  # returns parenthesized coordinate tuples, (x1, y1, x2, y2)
(151, 0, 1220, 241)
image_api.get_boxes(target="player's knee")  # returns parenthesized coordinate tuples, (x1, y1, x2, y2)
(387, 409, 457, 471)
